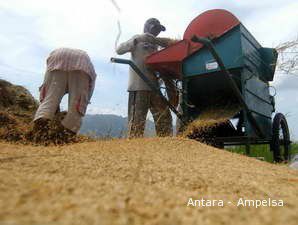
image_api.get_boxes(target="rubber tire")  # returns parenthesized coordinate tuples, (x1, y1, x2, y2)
(270, 113, 291, 163)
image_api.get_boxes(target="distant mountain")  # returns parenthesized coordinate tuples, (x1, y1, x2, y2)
(79, 114, 156, 138)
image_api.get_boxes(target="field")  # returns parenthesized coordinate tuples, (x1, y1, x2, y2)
(227, 143, 298, 162)
(0, 137, 297, 225)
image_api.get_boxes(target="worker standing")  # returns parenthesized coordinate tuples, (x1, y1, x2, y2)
(33, 48, 97, 140)
(116, 18, 177, 138)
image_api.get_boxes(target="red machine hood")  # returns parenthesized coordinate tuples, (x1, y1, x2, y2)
(145, 9, 240, 79)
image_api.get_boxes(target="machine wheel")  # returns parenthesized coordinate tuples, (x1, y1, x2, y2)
(270, 113, 291, 163)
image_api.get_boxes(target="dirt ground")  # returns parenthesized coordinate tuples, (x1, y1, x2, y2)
(0, 138, 297, 225)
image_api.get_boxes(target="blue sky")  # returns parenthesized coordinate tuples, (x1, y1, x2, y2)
(0, 0, 298, 138)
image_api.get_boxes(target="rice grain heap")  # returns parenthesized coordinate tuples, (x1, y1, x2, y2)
(0, 138, 297, 225)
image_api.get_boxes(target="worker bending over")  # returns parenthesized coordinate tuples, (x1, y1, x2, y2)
(33, 48, 97, 139)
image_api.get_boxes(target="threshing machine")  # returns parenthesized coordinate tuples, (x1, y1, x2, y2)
(111, 9, 291, 162)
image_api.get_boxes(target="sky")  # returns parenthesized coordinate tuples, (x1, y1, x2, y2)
(0, 0, 297, 138)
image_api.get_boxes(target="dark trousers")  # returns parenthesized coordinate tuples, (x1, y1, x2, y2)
(128, 91, 173, 138)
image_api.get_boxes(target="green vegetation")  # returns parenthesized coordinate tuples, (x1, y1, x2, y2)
(226, 143, 298, 163)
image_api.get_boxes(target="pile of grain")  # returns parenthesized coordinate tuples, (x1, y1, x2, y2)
(0, 79, 38, 142)
(0, 79, 38, 111)
(25, 111, 92, 145)
(0, 138, 297, 225)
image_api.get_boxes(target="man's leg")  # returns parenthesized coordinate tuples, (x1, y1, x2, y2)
(127, 91, 150, 138)
(150, 92, 173, 137)
(34, 70, 67, 122)
(31, 71, 67, 142)
(61, 71, 90, 134)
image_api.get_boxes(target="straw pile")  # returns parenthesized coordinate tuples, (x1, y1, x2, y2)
(0, 79, 38, 142)
(0, 138, 297, 225)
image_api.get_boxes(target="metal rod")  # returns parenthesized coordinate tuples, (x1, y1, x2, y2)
(191, 35, 265, 138)
(110, 57, 186, 124)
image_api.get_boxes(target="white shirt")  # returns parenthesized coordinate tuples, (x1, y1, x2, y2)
(116, 33, 173, 91)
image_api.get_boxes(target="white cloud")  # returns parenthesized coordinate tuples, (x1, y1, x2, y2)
(244, 1, 298, 46)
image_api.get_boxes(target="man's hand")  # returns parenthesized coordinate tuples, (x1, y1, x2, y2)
(168, 39, 181, 46)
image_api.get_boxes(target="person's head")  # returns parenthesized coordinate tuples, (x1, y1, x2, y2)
(143, 18, 166, 36)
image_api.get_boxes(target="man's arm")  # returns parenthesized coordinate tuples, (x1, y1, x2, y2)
(116, 35, 140, 55)
(140, 33, 180, 47)
(116, 33, 179, 54)
(154, 37, 180, 48)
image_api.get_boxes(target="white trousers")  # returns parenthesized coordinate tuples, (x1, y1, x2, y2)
(34, 70, 90, 133)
